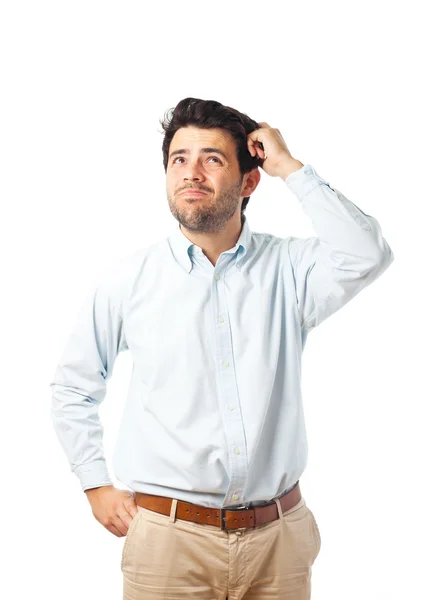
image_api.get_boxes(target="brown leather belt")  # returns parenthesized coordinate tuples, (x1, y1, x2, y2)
(134, 481, 301, 531)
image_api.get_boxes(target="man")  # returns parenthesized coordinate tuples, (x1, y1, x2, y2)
(50, 97, 394, 599)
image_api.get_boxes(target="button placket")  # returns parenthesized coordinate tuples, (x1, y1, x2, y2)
(213, 264, 248, 506)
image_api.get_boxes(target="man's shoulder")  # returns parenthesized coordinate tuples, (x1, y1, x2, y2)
(97, 239, 165, 290)
(251, 229, 293, 251)
(119, 233, 171, 267)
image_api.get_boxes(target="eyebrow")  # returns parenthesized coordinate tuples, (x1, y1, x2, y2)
(169, 147, 228, 161)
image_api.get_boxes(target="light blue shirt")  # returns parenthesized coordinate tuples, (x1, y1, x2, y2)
(50, 163, 394, 508)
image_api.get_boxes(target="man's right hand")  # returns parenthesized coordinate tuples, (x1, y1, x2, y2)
(84, 485, 139, 537)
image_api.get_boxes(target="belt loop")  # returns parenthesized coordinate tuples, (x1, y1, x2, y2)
(273, 497, 284, 520)
(169, 498, 178, 523)
(219, 508, 226, 531)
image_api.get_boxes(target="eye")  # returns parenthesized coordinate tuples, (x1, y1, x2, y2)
(172, 156, 222, 164)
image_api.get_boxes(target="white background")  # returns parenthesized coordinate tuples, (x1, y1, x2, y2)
(1, 1, 435, 598)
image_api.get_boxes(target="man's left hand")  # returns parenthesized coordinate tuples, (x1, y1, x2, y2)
(247, 122, 304, 180)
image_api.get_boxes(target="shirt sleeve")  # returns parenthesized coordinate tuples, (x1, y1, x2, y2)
(285, 164, 395, 331)
(49, 259, 129, 492)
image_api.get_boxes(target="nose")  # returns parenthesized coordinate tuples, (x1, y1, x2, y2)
(183, 159, 206, 183)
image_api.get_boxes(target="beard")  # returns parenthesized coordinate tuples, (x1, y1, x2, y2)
(167, 177, 244, 234)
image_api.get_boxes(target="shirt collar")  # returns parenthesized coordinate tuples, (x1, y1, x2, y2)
(167, 214, 252, 273)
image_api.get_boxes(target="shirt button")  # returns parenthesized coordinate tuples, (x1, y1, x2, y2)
(228, 404, 234, 410)
(234, 448, 240, 455)
(232, 494, 239, 501)
(219, 316, 225, 323)
(222, 360, 229, 367)
(215, 274, 220, 280)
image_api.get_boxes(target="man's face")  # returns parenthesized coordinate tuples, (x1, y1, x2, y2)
(166, 126, 247, 234)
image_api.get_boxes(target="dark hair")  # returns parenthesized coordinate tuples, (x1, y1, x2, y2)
(159, 97, 263, 216)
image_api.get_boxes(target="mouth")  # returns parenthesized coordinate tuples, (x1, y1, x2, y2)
(181, 190, 207, 196)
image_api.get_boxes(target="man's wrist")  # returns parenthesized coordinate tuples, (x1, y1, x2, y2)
(84, 484, 113, 496)
(278, 158, 304, 181)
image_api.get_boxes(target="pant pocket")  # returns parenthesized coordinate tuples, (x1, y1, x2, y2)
(120, 510, 142, 572)
(306, 507, 321, 558)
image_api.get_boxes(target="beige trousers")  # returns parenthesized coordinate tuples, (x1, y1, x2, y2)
(121, 495, 321, 599)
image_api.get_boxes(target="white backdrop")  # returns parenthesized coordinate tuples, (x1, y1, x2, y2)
(1, 1, 435, 599)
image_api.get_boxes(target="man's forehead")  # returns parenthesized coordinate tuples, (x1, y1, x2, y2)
(171, 126, 235, 148)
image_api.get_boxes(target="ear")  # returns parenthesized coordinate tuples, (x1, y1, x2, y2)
(241, 168, 261, 197)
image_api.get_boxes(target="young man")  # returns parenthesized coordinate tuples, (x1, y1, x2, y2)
(50, 97, 394, 599)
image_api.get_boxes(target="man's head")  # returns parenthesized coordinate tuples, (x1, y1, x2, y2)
(160, 97, 263, 234)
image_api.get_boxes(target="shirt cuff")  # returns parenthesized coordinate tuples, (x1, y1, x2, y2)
(285, 164, 333, 200)
(74, 459, 114, 492)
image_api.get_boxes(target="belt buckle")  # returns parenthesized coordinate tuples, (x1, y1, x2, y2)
(220, 504, 250, 531)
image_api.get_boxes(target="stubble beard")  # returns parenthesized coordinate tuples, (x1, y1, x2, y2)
(168, 178, 243, 234)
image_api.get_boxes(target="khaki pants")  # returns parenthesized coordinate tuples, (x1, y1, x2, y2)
(121, 495, 321, 599)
